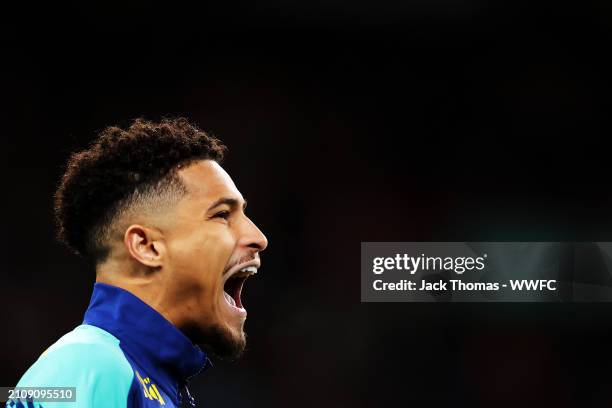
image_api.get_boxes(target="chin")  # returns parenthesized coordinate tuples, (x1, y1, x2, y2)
(196, 322, 247, 361)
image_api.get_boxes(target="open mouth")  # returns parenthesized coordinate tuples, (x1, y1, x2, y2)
(223, 266, 258, 310)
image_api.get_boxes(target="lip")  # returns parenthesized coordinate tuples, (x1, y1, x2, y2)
(223, 258, 261, 283)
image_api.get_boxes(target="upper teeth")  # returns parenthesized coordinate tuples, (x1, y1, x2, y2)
(240, 266, 258, 275)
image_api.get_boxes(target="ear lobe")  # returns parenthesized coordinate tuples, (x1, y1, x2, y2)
(124, 224, 164, 268)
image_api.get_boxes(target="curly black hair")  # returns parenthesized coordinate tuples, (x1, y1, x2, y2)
(54, 117, 227, 263)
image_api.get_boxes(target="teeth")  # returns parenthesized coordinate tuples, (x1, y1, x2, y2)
(240, 266, 258, 274)
(224, 291, 236, 307)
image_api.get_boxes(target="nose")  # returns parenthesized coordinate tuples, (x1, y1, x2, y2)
(239, 217, 268, 253)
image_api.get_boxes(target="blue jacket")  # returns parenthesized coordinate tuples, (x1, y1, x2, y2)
(8, 283, 211, 408)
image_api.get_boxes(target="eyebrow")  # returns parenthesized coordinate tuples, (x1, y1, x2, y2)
(207, 197, 247, 212)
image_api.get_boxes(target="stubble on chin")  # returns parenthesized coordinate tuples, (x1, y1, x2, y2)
(183, 322, 247, 361)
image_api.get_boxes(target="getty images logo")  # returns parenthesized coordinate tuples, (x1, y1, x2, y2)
(372, 253, 488, 275)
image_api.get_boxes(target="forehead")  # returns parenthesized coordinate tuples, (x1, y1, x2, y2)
(178, 160, 242, 203)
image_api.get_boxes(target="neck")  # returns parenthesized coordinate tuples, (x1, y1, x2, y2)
(96, 260, 184, 330)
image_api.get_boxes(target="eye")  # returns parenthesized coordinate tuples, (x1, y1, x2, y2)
(212, 210, 230, 220)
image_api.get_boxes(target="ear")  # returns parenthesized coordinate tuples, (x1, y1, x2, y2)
(123, 224, 166, 268)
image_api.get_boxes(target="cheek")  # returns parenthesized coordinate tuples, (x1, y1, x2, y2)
(166, 226, 236, 291)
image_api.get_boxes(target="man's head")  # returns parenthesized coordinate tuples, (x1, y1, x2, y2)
(55, 118, 268, 360)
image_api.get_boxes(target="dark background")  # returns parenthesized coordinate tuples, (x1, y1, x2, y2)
(3, 1, 612, 406)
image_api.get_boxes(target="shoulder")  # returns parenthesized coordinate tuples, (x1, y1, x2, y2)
(14, 325, 135, 408)
(27, 324, 132, 379)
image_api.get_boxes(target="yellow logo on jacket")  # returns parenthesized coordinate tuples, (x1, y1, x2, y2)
(136, 371, 166, 405)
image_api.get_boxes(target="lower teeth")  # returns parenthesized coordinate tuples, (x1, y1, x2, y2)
(224, 291, 236, 307)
